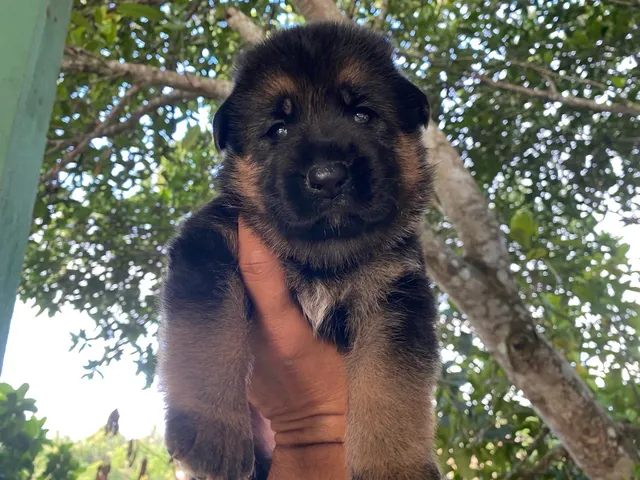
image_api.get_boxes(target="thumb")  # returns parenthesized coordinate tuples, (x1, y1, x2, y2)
(237, 219, 291, 321)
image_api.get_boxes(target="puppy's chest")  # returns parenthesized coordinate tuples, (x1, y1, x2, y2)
(288, 258, 411, 330)
(294, 280, 350, 330)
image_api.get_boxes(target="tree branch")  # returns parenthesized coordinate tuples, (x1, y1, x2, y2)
(289, 0, 346, 22)
(605, 0, 640, 8)
(96, 90, 198, 138)
(420, 223, 638, 478)
(40, 90, 197, 185)
(47, 78, 143, 161)
(509, 59, 610, 91)
(106, 0, 165, 13)
(346, 0, 358, 20)
(519, 445, 568, 479)
(541, 72, 558, 93)
(225, 8, 266, 45)
(475, 73, 640, 116)
(423, 126, 513, 273)
(42, 84, 141, 183)
(505, 427, 550, 479)
(619, 421, 640, 445)
(61, 46, 232, 99)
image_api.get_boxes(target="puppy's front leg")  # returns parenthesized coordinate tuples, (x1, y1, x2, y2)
(346, 271, 441, 480)
(157, 203, 254, 479)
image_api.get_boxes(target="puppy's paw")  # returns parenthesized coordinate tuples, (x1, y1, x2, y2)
(165, 408, 254, 479)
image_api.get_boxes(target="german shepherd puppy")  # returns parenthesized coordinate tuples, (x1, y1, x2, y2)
(157, 22, 441, 480)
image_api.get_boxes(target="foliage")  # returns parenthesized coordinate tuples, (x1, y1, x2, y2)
(0, 382, 83, 480)
(0, 381, 174, 479)
(37, 442, 85, 480)
(18, 0, 640, 477)
(71, 429, 175, 480)
(0, 382, 48, 479)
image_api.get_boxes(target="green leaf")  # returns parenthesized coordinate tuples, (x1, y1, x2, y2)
(23, 417, 43, 437)
(612, 76, 626, 88)
(71, 11, 92, 29)
(164, 21, 188, 31)
(182, 126, 201, 150)
(453, 448, 475, 478)
(68, 26, 87, 46)
(103, 20, 118, 45)
(94, 5, 106, 25)
(15, 383, 30, 399)
(526, 247, 548, 260)
(572, 30, 589, 46)
(116, 4, 165, 21)
(509, 209, 536, 249)
(483, 425, 512, 440)
(0, 382, 14, 396)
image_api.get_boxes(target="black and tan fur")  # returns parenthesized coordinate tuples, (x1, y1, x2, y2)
(157, 22, 441, 480)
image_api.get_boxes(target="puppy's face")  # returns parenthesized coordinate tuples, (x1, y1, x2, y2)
(214, 23, 431, 267)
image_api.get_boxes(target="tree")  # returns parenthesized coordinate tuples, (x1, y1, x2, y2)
(71, 429, 175, 480)
(0, 382, 49, 479)
(0, 382, 84, 480)
(20, 0, 640, 478)
(36, 442, 85, 480)
(0, 381, 176, 480)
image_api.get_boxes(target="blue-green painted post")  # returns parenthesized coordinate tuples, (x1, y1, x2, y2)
(0, 0, 73, 375)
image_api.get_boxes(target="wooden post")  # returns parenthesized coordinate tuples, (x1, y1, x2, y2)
(0, 1, 72, 375)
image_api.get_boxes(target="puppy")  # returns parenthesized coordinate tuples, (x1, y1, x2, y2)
(157, 21, 441, 480)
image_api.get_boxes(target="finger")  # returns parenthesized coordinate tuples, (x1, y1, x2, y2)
(237, 218, 294, 322)
(238, 220, 319, 353)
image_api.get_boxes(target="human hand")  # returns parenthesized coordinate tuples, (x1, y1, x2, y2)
(237, 219, 347, 449)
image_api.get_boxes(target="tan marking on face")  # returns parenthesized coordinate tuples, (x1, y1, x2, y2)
(337, 58, 366, 84)
(260, 72, 296, 98)
(395, 133, 425, 192)
(233, 156, 266, 213)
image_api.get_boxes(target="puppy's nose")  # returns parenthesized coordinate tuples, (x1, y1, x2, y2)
(307, 163, 348, 198)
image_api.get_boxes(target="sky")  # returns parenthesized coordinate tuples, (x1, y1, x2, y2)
(2, 300, 166, 441)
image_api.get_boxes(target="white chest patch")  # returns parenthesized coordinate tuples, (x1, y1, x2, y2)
(297, 283, 334, 330)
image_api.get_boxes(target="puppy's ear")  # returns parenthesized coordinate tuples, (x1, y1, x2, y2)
(393, 75, 430, 132)
(212, 98, 236, 153)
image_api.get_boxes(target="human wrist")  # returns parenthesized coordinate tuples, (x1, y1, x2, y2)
(268, 443, 349, 480)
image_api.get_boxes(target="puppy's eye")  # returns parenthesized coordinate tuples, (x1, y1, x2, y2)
(353, 107, 374, 124)
(267, 123, 288, 139)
